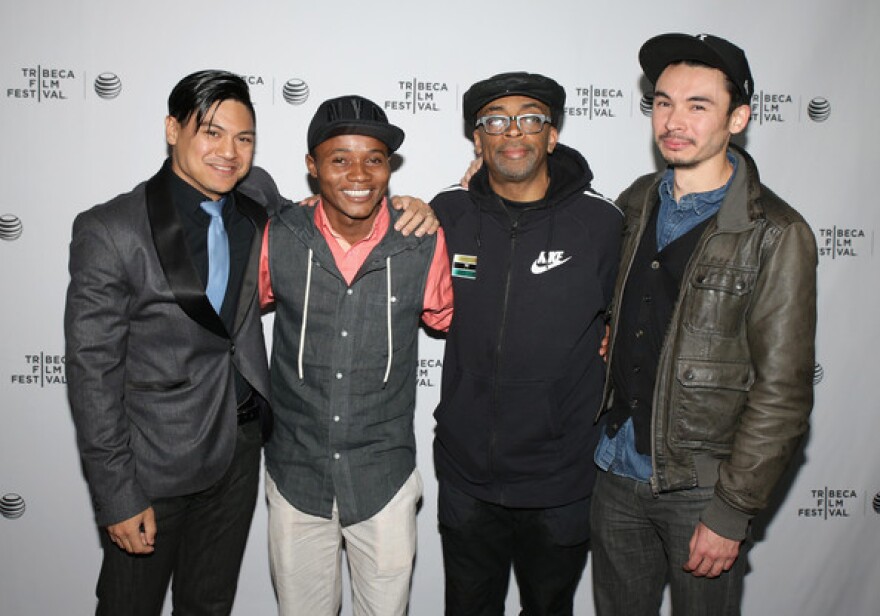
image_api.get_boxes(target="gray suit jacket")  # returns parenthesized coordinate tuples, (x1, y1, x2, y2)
(65, 164, 276, 527)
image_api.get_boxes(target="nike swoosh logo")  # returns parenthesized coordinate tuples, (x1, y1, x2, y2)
(531, 256, 572, 274)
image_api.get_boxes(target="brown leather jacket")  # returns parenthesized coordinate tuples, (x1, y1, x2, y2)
(599, 144, 817, 540)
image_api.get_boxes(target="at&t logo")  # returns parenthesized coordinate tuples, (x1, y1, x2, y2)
(0, 493, 26, 520)
(94, 72, 122, 99)
(0, 214, 23, 241)
(807, 97, 831, 122)
(282, 78, 309, 105)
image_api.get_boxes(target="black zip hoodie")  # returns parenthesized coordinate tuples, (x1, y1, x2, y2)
(431, 143, 623, 508)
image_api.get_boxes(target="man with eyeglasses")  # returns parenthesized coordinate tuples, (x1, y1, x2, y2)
(430, 72, 623, 615)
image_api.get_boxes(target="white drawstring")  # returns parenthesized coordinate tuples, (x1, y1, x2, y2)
(382, 256, 393, 386)
(298, 248, 313, 381)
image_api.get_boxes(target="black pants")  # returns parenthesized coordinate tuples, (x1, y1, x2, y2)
(95, 420, 261, 616)
(438, 480, 590, 616)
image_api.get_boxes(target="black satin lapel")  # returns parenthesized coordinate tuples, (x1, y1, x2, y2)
(232, 190, 268, 335)
(145, 173, 229, 339)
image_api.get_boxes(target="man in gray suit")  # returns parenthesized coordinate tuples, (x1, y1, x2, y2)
(65, 70, 275, 615)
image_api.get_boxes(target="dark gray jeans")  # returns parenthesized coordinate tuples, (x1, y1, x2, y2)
(591, 470, 747, 616)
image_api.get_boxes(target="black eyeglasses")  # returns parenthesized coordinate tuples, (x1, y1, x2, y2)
(475, 113, 551, 135)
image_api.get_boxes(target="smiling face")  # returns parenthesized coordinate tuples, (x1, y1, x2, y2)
(473, 95, 558, 201)
(165, 99, 255, 200)
(651, 63, 749, 173)
(307, 134, 391, 239)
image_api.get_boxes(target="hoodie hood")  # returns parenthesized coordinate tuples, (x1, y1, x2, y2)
(468, 142, 594, 214)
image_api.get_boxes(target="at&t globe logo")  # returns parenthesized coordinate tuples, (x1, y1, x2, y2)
(807, 97, 831, 122)
(94, 72, 122, 99)
(639, 92, 654, 117)
(0, 493, 26, 519)
(282, 78, 309, 105)
(0, 213, 23, 241)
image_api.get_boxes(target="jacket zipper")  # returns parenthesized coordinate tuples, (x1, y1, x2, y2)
(488, 217, 519, 497)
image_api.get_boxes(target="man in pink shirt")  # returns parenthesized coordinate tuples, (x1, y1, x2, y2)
(259, 94, 452, 616)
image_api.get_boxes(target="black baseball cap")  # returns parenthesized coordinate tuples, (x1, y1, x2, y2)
(462, 72, 566, 133)
(307, 95, 405, 153)
(639, 33, 754, 99)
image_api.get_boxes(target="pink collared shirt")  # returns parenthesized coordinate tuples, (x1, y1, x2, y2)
(259, 198, 453, 332)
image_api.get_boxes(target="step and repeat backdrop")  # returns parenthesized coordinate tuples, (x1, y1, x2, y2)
(1, 1, 878, 614)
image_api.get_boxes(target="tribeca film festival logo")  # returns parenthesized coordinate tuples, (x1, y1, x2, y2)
(817, 225, 872, 260)
(0, 493, 26, 520)
(7, 66, 76, 100)
(751, 91, 833, 125)
(10, 353, 66, 386)
(0, 213, 23, 241)
(7, 66, 124, 101)
(750, 90, 796, 125)
(416, 357, 442, 388)
(798, 487, 860, 519)
(384, 78, 450, 114)
(565, 85, 626, 120)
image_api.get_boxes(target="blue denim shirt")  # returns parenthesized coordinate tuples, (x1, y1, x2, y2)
(595, 153, 737, 481)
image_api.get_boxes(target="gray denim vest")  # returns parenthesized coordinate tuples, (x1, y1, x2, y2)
(265, 202, 436, 526)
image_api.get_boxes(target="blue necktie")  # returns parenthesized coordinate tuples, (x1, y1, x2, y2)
(200, 198, 229, 314)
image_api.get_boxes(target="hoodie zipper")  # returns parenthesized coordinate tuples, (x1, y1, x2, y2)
(487, 199, 544, 499)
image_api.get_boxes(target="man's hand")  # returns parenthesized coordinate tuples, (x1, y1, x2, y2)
(460, 157, 484, 189)
(106, 507, 157, 554)
(390, 196, 439, 237)
(683, 522, 740, 578)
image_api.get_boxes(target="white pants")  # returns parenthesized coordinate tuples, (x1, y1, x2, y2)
(267, 470, 422, 616)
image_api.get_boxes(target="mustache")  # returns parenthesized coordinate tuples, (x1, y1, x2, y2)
(498, 143, 536, 154)
(658, 132, 696, 145)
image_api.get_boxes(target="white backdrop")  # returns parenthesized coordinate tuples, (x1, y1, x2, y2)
(1, 1, 878, 614)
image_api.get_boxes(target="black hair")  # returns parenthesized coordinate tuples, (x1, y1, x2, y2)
(670, 60, 750, 116)
(167, 70, 255, 130)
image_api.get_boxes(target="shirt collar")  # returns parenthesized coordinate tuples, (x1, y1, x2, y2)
(166, 160, 232, 225)
(658, 151, 738, 215)
(315, 197, 389, 251)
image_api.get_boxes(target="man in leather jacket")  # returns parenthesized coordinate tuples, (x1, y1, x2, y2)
(592, 33, 817, 615)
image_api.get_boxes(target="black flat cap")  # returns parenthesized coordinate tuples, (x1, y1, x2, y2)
(463, 72, 566, 133)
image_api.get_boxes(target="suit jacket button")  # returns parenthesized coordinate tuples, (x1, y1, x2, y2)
(230, 344, 236, 355)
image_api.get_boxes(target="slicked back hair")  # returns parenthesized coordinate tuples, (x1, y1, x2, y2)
(167, 70, 255, 131)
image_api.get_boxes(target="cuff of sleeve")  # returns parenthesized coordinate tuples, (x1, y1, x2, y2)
(93, 486, 150, 528)
(699, 495, 751, 541)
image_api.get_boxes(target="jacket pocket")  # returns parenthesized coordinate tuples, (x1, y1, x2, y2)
(125, 378, 189, 392)
(683, 264, 756, 337)
(670, 358, 754, 450)
(434, 369, 493, 483)
(493, 379, 562, 478)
